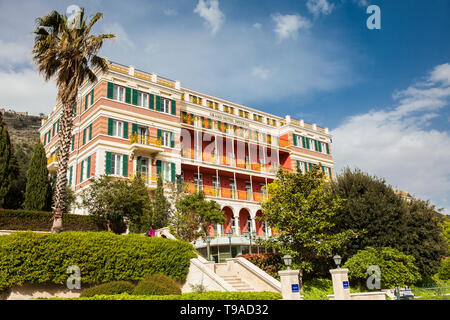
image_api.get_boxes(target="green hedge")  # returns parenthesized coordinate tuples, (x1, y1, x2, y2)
(0, 209, 106, 231)
(80, 281, 135, 297)
(133, 274, 181, 296)
(47, 291, 282, 300)
(0, 231, 196, 292)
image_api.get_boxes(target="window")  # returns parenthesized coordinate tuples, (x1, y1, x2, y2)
(224, 105, 234, 114)
(111, 153, 123, 176)
(81, 158, 89, 182)
(161, 98, 171, 113)
(161, 162, 172, 183)
(136, 156, 149, 175)
(160, 131, 171, 147)
(194, 173, 203, 189)
(113, 85, 125, 102)
(112, 120, 123, 137)
(139, 127, 148, 137)
(137, 91, 148, 107)
(212, 176, 220, 190)
(229, 179, 236, 198)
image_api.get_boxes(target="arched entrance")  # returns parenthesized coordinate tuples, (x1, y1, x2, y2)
(239, 208, 251, 236)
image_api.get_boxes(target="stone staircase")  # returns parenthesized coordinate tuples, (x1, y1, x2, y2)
(221, 275, 255, 292)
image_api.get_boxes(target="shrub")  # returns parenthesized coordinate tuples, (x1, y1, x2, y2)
(47, 291, 282, 300)
(0, 231, 196, 292)
(133, 274, 181, 296)
(438, 258, 450, 280)
(237, 253, 284, 280)
(302, 278, 333, 300)
(344, 247, 421, 289)
(80, 281, 135, 297)
(0, 209, 106, 231)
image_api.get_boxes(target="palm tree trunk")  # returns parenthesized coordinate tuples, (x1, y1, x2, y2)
(51, 99, 75, 233)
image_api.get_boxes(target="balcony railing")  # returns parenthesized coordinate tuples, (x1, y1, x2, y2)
(186, 183, 268, 202)
(129, 133, 162, 147)
(47, 151, 58, 165)
(130, 172, 157, 185)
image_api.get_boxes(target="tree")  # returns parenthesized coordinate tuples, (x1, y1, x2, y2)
(175, 191, 225, 256)
(344, 247, 421, 289)
(260, 164, 358, 289)
(79, 175, 150, 234)
(150, 175, 171, 230)
(332, 168, 447, 277)
(0, 115, 16, 207)
(128, 173, 153, 233)
(4, 146, 28, 209)
(24, 143, 52, 211)
(32, 8, 114, 232)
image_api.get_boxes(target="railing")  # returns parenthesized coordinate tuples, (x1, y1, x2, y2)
(130, 172, 157, 185)
(47, 152, 58, 165)
(129, 133, 162, 147)
(186, 183, 268, 202)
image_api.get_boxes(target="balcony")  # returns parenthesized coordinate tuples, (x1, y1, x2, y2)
(47, 151, 58, 173)
(129, 172, 158, 189)
(186, 183, 268, 203)
(129, 133, 164, 158)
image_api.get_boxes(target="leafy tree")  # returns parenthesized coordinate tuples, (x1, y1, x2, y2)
(260, 164, 358, 289)
(344, 247, 421, 289)
(79, 175, 150, 234)
(438, 258, 450, 280)
(128, 173, 152, 233)
(332, 168, 447, 276)
(24, 143, 52, 211)
(150, 174, 171, 230)
(0, 115, 16, 207)
(441, 219, 450, 255)
(174, 191, 225, 254)
(32, 8, 114, 232)
(3, 149, 22, 209)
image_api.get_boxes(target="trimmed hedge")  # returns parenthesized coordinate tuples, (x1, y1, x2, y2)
(80, 281, 135, 297)
(0, 209, 106, 231)
(46, 291, 283, 300)
(0, 231, 196, 292)
(133, 274, 181, 296)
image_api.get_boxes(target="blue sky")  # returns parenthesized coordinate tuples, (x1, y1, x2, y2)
(0, 0, 449, 214)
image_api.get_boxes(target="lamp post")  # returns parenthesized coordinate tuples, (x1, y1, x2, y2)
(333, 254, 342, 269)
(244, 230, 254, 254)
(283, 254, 293, 270)
(227, 230, 233, 258)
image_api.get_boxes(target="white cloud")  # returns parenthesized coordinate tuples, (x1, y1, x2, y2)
(163, 8, 178, 16)
(252, 66, 271, 80)
(0, 40, 32, 66)
(332, 63, 450, 214)
(0, 68, 57, 115)
(272, 13, 312, 40)
(352, 0, 368, 7)
(306, 0, 335, 18)
(194, 0, 225, 35)
(253, 23, 262, 30)
(102, 23, 135, 51)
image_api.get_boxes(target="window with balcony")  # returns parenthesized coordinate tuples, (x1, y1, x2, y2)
(194, 173, 203, 190)
(229, 179, 236, 198)
(136, 156, 149, 177)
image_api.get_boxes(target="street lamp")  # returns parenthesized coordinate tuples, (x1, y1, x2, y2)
(283, 255, 293, 270)
(227, 230, 233, 258)
(333, 254, 342, 269)
(244, 230, 254, 254)
(206, 236, 212, 261)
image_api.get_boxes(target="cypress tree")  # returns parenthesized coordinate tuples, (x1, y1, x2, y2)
(151, 174, 170, 229)
(24, 143, 52, 211)
(0, 114, 14, 207)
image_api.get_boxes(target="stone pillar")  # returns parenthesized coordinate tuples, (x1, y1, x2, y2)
(330, 268, 351, 300)
(279, 270, 302, 300)
(251, 218, 256, 233)
(233, 215, 240, 236)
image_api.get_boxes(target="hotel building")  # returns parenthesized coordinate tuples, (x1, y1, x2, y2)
(40, 61, 334, 261)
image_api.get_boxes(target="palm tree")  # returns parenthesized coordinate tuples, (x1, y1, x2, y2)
(32, 8, 114, 232)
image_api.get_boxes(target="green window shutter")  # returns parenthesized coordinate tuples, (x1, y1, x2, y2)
(90, 88, 94, 105)
(108, 118, 114, 135)
(293, 133, 297, 146)
(132, 89, 138, 105)
(69, 166, 73, 185)
(328, 167, 332, 178)
(89, 124, 92, 140)
(296, 160, 300, 172)
(170, 132, 175, 148)
(87, 156, 91, 178)
(82, 128, 86, 145)
(122, 155, 128, 177)
(71, 135, 75, 151)
(105, 152, 112, 174)
(326, 143, 330, 154)
(171, 163, 175, 182)
(73, 103, 77, 117)
(171, 100, 176, 115)
(85, 95, 88, 110)
(80, 161, 84, 183)
(318, 141, 322, 153)
(125, 87, 131, 104)
(132, 123, 138, 135)
(123, 121, 128, 139)
(137, 156, 142, 172)
(304, 162, 308, 172)
(156, 160, 162, 176)
(149, 94, 154, 109)
(52, 122, 55, 137)
(107, 82, 114, 99)
(156, 95, 161, 111)
(56, 119, 60, 133)
(309, 163, 313, 171)
(157, 129, 162, 140)
(306, 138, 310, 149)
(302, 136, 306, 148)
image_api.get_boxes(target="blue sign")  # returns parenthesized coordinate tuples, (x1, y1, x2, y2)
(291, 284, 299, 293)
(343, 281, 349, 289)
